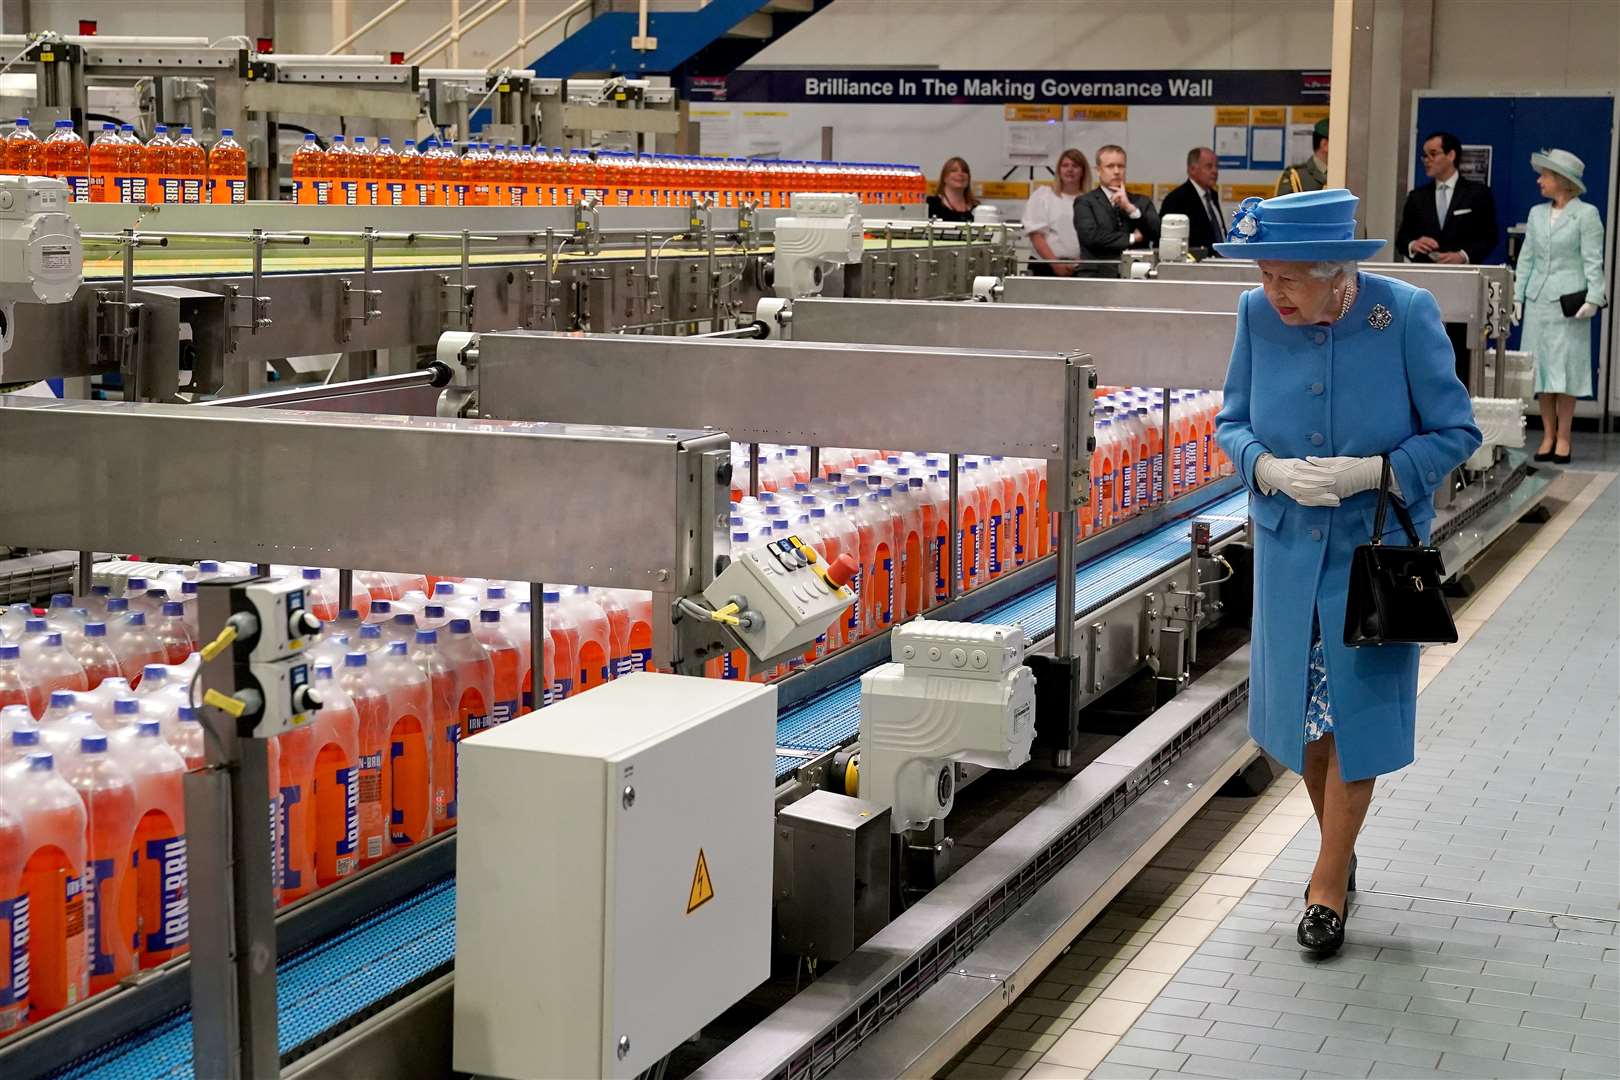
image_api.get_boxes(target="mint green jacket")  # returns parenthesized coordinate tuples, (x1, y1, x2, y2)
(1514, 198, 1607, 307)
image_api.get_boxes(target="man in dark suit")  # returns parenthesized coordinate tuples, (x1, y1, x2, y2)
(1159, 147, 1224, 254)
(1074, 144, 1160, 277)
(1396, 131, 1499, 265)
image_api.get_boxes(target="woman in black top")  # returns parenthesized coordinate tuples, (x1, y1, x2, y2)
(926, 156, 978, 222)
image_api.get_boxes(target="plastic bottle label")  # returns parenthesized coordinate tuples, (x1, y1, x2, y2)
(459, 688, 490, 734)
(1014, 498, 1027, 564)
(1171, 444, 1183, 492)
(212, 178, 246, 204)
(1121, 462, 1134, 512)
(336, 766, 359, 869)
(440, 721, 461, 820)
(65, 175, 90, 202)
(548, 677, 570, 703)
(933, 525, 949, 602)
(143, 836, 189, 952)
(490, 698, 516, 726)
(1188, 436, 1202, 486)
(278, 783, 302, 893)
(845, 567, 863, 636)
(1152, 452, 1164, 503)
(86, 858, 117, 976)
(873, 541, 894, 626)
(63, 871, 85, 1002)
(1136, 456, 1150, 509)
(1, 892, 27, 1014)
(988, 508, 1003, 576)
(357, 749, 384, 858)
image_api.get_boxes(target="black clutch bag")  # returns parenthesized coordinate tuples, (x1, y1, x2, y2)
(1559, 290, 1591, 318)
(1344, 458, 1458, 647)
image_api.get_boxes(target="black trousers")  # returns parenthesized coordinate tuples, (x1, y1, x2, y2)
(1028, 261, 1056, 277)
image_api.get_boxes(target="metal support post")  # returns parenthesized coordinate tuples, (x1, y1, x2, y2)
(186, 583, 280, 1080)
(76, 550, 92, 597)
(338, 568, 354, 611)
(748, 442, 760, 497)
(531, 582, 546, 707)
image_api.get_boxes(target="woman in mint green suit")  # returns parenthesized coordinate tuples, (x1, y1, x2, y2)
(1514, 149, 1607, 464)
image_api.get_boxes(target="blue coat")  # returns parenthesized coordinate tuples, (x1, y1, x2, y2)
(1216, 273, 1481, 781)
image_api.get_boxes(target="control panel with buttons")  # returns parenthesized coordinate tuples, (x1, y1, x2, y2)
(703, 535, 857, 666)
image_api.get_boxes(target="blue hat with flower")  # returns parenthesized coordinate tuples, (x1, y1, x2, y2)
(1212, 187, 1384, 261)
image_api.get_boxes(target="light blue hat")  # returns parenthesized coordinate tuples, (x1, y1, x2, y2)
(1212, 188, 1384, 261)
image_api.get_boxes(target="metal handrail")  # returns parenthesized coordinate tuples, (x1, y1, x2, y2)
(406, 0, 512, 65)
(327, 0, 412, 54)
(484, 0, 592, 72)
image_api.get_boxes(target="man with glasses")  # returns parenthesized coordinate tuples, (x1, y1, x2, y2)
(1396, 131, 1500, 265)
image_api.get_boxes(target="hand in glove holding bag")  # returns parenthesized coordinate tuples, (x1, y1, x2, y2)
(1575, 301, 1599, 319)
(1254, 453, 1341, 507)
(1511, 301, 1522, 326)
(1305, 455, 1388, 499)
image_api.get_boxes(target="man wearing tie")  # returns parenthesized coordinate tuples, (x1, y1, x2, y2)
(1073, 144, 1161, 277)
(1159, 147, 1224, 255)
(1396, 131, 1500, 265)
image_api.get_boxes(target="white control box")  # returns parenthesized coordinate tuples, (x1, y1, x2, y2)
(772, 192, 864, 299)
(704, 536, 855, 666)
(454, 673, 776, 1080)
(860, 621, 1037, 833)
(0, 173, 82, 304)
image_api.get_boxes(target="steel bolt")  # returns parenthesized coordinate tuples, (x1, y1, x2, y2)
(622, 786, 636, 809)
(618, 1035, 631, 1059)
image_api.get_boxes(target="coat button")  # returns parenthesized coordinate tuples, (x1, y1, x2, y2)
(1310, 432, 1325, 446)
(1313, 331, 1327, 345)
(1310, 381, 1324, 395)
(1428, 471, 1438, 483)
(1311, 528, 1323, 541)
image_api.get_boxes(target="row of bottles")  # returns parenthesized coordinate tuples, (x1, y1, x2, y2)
(292, 134, 926, 209)
(2, 118, 245, 204)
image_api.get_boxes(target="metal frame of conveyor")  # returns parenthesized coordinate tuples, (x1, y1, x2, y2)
(0, 396, 731, 1080)
(471, 330, 1109, 763)
(4, 203, 1012, 391)
(978, 268, 1551, 586)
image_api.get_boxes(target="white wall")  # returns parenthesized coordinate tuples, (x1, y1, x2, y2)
(1430, 0, 1620, 90)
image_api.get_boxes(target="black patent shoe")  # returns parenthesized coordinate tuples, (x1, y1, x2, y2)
(1534, 449, 1556, 462)
(1552, 452, 1572, 465)
(1298, 902, 1347, 956)
(1304, 853, 1357, 898)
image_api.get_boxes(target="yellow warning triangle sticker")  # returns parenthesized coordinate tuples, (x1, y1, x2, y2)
(686, 848, 715, 914)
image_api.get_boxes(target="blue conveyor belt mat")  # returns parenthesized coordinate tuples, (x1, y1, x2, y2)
(49, 881, 456, 1080)
(54, 490, 1248, 1079)
(773, 490, 1249, 779)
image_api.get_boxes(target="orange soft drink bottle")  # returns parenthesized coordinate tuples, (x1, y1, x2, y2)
(4, 117, 42, 175)
(309, 662, 361, 886)
(14, 750, 88, 1021)
(407, 629, 459, 832)
(472, 610, 521, 725)
(398, 138, 425, 206)
(172, 126, 206, 204)
(0, 802, 27, 1034)
(88, 122, 119, 203)
(42, 119, 90, 202)
(373, 136, 404, 206)
(112, 718, 190, 962)
(64, 733, 139, 995)
(349, 135, 377, 205)
(291, 132, 325, 205)
(207, 128, 247, 204)
(376, 641, 432, 849)
(337, 652, 390, 867)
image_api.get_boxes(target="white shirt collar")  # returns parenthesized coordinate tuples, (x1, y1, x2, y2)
(1190, 179, 1212, 199)
(1436, 174, 1455, 191)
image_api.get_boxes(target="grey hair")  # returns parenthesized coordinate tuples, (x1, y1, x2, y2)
(1307, 260, 1358, 281)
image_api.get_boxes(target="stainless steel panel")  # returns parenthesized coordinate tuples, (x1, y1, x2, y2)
(0, 398, 705, 589)
(477, 331, 1084, 456)
(283, 974, 453, 1080)
(787, 298, 1236, 390)
(775, 791, 893, 964)
(1001, 276, 1253, 312)
(1153, 260, 1504, 327)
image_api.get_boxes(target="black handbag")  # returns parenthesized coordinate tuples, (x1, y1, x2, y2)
(1343, 458, 1458, 647)
(1559, 290, 1592, 318)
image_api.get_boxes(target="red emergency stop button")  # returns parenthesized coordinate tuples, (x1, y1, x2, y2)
(826, 553, 859, 590)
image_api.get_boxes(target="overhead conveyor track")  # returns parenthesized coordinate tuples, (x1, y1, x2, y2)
(28, 486, 1250, 1080)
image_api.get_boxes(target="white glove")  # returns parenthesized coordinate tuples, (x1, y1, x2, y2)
(1511, 301, 1522, 325)
(1305, 456, 1384, 499)
(1575, 302, 1598, 319)
(1254, 453, 1340, 507)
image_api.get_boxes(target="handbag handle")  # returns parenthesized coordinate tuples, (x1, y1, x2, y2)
(1370, 455, 1422, 548)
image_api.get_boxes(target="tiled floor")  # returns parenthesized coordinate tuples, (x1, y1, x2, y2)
(942, 461, 1619, 1080)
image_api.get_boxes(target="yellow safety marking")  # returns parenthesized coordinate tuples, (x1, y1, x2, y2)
(686, 849, 715, 914)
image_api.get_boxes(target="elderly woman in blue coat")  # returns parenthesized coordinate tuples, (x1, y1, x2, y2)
(1514, 149, 1607, 464)
(1214, 189, 1481, 956)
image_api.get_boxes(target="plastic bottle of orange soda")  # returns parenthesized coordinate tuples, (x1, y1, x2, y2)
(324, 135, 355, 206)
(208, 128, 247, 204)
(398, 138, 424, 206)
(89, 122, 120, 203)
(43, 119, 90, 202)
(291, 132, 325, 205)
(14, 750, 88, 1021)
(4, 117, 42, 175)
(172, 126, 206, 204)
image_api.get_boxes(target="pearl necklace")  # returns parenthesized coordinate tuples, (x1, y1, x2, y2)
(1336, 277, 1358, 321)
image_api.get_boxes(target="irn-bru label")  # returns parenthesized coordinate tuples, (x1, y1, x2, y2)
(489, 699, 516, 727)
(612, 656, 635, 679)
(336, 766, 359, 871)
(845, 567, 863, 635)
(118, 175, 149, 204)
(2, 892, 28, 1015)
(1014, 499, 1028, 563)
(933, 524, 949, 602)
(444, 722, 461, 820)
(458, 688, 489, 735)
(873, 542, 894, 626)
(1203, 433, 1215, 481)
(144, 836, 189, 952)
(86, 858, 116, 976)
(279, 783, 302, 893)
(159, 177, 183, 204)
(1137, 457, 1151, 509)
(1151, 452, 1164, 502)
(988, 509, 1004, 576)
(63, 872, 85, 1002)
(1170, 444, 1183, 491)
(211, 178, 247, 204)
(1121, 463, 1135, 512)
(64, 175, 90, 202)
(547, 678, 570, 704)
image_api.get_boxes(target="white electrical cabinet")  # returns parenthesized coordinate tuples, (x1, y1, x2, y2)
(453, 673, 777, 1079)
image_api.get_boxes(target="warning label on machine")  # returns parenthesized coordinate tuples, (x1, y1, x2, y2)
(687, 850, 715, 914)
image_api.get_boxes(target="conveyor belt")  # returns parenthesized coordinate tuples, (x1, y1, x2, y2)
(49, 489, 1248, 1079)
(772, 489, 1249, 780)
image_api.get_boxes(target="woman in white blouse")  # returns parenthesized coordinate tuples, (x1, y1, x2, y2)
(1022, 148, 1090, 276)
